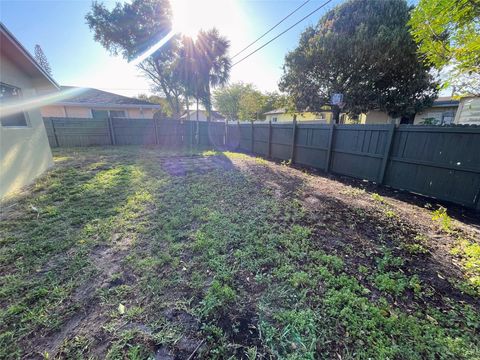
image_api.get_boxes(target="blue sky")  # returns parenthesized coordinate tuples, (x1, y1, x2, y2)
(1, 0, 347, 97)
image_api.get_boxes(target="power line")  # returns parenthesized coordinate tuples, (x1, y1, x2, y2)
(231, 0, 311, 59)
(232, 0, 335, 67)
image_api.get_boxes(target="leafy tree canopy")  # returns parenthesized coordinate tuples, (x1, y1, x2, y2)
(86, 0, 173, 60)
(86, 0, 230, 120)
(137, 93, 176, 116)
(409, 0, 480, 75)
(280, 0, 438, 118)
(213, 83, 289, 121)
(86, 0, 187, 117)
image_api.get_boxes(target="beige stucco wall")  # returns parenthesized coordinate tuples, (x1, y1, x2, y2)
(265, 111, 332, 123)
(364, 111, 395, 124)
(65, 106, 92, 118)
(414, 106, 458, 125)
(41, 105, 66, 117)
(41, 105, 156, 119)
(0, 54, 54, 199)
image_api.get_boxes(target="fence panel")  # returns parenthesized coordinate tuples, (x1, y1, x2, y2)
(329, 124, 390, 181)
(112, 118, 156, 145)
(238, 124, 252, 152)
(45, 117, 111, 147)
(206, 122, 226, 147)
(294, 124, 331, 169)
(226, 124, 241, 149)
(43, 117, 58, 147)
(271, 124, 294, 161)
(384, 126, 480, 208)
(252, 124, 269, 156)
(157, 119, 185, 147)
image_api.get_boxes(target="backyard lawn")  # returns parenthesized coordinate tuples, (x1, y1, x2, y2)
(1, 146, 479, 359)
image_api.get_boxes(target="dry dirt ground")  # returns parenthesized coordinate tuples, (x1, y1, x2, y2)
(0, 146, 479, 359)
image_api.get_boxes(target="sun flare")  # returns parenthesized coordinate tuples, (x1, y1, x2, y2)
(171, 0, 221, 38)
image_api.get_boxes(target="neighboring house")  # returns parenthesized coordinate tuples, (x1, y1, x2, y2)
(454, 96, 480, 125)
(413, 97, 460, 125)
(353, 111, 399, 125)
(342, 97, 460, 125)
(264, 108, 333, 123)
(180, 110, 226, 122)
(0, 23, 58, 199)
(41, 86, 161, 119)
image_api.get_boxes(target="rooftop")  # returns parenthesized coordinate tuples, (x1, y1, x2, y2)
(56, 86, 161, 108)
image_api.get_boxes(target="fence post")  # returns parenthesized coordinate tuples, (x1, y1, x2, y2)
(250, 120, 254, 153)
(267, 119, 272, 158)
(107, 117, 116, 145)
(325, 121, 335, 172)
(378, 123, 396, 184)
(224, 119, 228, 148)
(290, 115, 297, 162)
(153, 118, 159, 145)
(50, 117, 59, 147)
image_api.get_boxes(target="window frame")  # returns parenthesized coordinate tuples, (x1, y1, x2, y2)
(108, 109, 127, 118)
(0, 82, 30, 128)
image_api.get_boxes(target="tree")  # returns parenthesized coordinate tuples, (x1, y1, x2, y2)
(86, 0, 185, 117)
(280, 0, 438, 122)
(409, 0, 480, 75)
(137, 93, 175, 116)
(34, 45, 52, 76)
(261, 91, 290, 115)
(195, 29, 231, 121)
(214, 83, 289, 121)
(213, 82, 254, 120)
(238, 88, 265, 121)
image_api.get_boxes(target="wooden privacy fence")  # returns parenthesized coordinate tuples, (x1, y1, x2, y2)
(43, 117, 480, 211)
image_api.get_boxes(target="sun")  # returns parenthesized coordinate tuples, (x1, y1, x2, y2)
(171, 0, 217, 38)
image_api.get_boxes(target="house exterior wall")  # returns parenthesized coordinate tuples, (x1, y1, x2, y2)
(41, 105, 157, 119)
(41, 105, 66, 117)
(265, 111, 332, 123)
(414, 106, 458, 125)
(181, 111, 209, 121)
(363, 111, 396, 124)
(454, 97, 480, 125)
(0, 54, 53, 199)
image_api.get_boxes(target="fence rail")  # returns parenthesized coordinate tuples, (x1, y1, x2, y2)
(43, 117, 480, 211)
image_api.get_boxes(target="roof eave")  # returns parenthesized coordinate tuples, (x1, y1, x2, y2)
(55, 102, 161, 109)
(0, 23, 59, 90)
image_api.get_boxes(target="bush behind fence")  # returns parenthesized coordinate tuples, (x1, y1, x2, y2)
(43, 117, 480, 211)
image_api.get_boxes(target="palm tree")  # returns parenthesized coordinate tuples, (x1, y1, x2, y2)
(195, 28, 231, 121)
(177, 35, 197, 121)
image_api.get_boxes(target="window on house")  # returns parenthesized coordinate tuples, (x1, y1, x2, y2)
(109, 110, 127, 118)
(91, 109, 108, 119)
(272, 117, 277, 122)
(91, 109, 127, 118)
(442, 111, 455, 125)
(0, 83, 29, 127)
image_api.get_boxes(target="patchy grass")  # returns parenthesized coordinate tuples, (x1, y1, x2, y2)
(0, 146, 479, 359)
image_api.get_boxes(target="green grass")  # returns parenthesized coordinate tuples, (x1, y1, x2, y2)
(0, 146, 479, 359)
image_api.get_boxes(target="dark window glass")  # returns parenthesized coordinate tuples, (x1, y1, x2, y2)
(0, 83, 28, 127)
(91, 109, 109, 119)
(109, 110, 126, 118)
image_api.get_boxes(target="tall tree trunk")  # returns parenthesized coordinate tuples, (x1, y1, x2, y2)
(333, 105, 341, 124)
(196, 95, 199, 145)
(206, 83, 212, 122)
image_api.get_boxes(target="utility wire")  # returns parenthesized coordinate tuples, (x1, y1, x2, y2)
(232, 0, 335, 67)
(231, 0, 311, 59)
